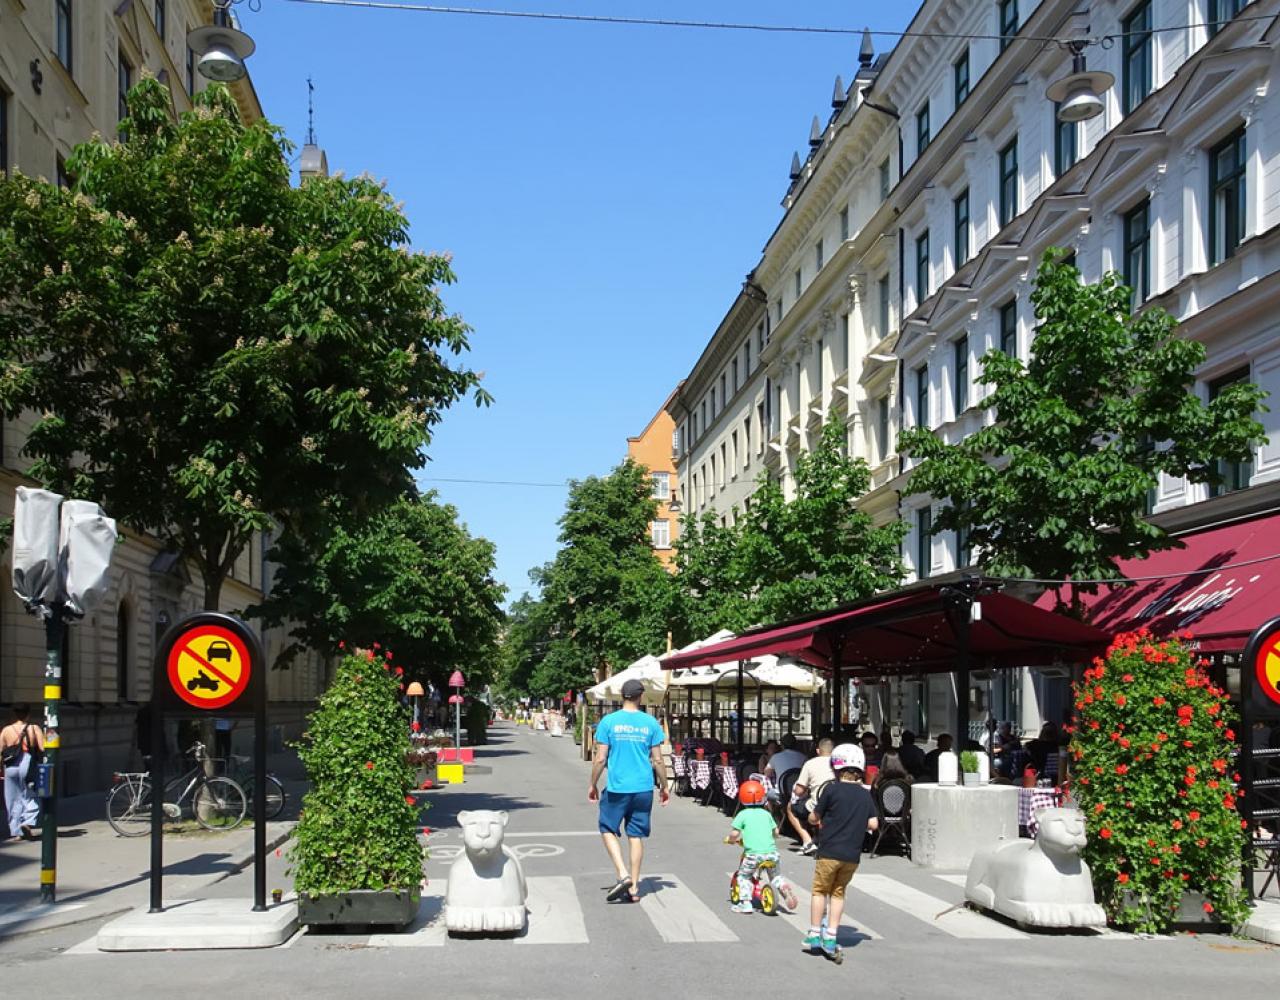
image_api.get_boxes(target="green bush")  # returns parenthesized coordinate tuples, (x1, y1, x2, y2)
(1070, 630, 1248, 933)
(290, 647, 425, 895)
(464, 698, 489, 745)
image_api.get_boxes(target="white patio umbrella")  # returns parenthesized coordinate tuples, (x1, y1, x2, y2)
(751, 659, 826, 694)
(585, 653, 667, 705)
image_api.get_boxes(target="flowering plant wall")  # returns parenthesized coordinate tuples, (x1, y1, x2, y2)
(1070, 631, 1248, 933)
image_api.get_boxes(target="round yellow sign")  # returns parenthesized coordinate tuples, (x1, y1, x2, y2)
(166, 624, 252, 711)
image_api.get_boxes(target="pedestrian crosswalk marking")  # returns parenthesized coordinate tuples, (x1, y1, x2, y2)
(518, 876, 589, 945)
(934, 874, 968, 887)
(852, 874, 1028, 939)
(637, 874, 739, 943)
(787, 881, 884, 941)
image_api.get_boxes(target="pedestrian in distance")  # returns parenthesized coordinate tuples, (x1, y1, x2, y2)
(804, 743, 879, 964)
(588, 678, 668, 903)
(2, 703, 45, 842)
(724, 779, 797, 914)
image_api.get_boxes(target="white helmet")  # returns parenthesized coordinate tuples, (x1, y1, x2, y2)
(829, 743, 865, 773)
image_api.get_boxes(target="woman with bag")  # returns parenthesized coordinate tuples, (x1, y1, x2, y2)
(2, 703, 44, 841)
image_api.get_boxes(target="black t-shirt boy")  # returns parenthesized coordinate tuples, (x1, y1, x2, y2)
(813, 779, 876, 863)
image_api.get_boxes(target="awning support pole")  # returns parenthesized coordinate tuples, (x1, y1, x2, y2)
(830, 633, 845, 739)
(953, 593, 973, 747)
(736, 660, 745, 753)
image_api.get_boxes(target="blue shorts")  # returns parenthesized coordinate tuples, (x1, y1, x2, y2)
(598, 790, 654, 838)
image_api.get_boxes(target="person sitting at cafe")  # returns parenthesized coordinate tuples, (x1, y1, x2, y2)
(897, 731, 927, 779)
(1026, 722, 1060, 778)
(765, 733, 807, 785)
(789, 738, 835, 856)
(923, 733, 953, 782)
(873, 749, 913, 787)
(757, 739, 781, 776)
(860, 731, 883, 769)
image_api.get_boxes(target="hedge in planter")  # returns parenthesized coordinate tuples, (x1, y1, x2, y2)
(1070, 630, 1248, 933)
(291, 647, 425, 900)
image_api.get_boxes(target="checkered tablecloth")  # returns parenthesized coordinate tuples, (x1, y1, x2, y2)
(1018, 787, 1061, 835)
(689, 759, 713, 791)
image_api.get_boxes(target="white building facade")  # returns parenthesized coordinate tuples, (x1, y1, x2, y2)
(670, 0, 1280, 740)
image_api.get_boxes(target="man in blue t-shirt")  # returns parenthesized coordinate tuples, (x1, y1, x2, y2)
(588, 678, 668, 903)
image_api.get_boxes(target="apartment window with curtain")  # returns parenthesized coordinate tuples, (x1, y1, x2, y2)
(710, 389, 716, 419)
(953, 334, 969, 415)
(879, 157, 891, 200)
(916, 103, 931, 155)
(915, 231, 930, 304)
(1122, 1, 1153, 115)
(776, 299, 783, 327)
(1123, 198, 1151, 305)
(154, 0, 167, 42)
(957, 517, 972, 569)
(186, 38, 196, 96)
(719, 444, 727, 486)
(0, 84, 9, 178)
(998, 138, 1018, 227)
(917, 508, 933, 579)
(815, 239, 824, 271)
(999, 300, 1017, 356)
(1209, 127, 1247, 265)
(953, 188, 970, 268)
(757, 401, 766, 452)
(651, 519, 670, 549)
(118, 50, 133, 134)
(794, 269, 802, 300)
(710, 454, 718, 492)
(878, 274, 891, 336)
(999, 0, 1018, 52)
(1208, 368, 1253, 495)
(1055, 110, 1078, 177)
(915, 364, 930, 429)
(719, 373, 727, 406)
(732, 358, 739, 395)
(954, 48, 970, 106)
(840, 206, 850, 241)
(651, 472, 670, 500)
(57, 0, 74, 74)
(1208, 0, 1244, 36)
(743, 418, 751, 468)
(877, 395, 891, 463)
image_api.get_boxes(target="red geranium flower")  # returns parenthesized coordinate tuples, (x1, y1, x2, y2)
(1153, 696, 1166, 707)
(364, 761, 374, 770)
(1189, 810, 1200, 821)
(1171, 819, 1183, 830)
(395, 666, 404, 677)
(1203, 902, 1214, 914)
(1118, 873, 1130, 884)
(1099, 828, 1112, 839)
(1115, 764, 1129, 776)
(1225, 728, 1235, 740)
(1123, 673, 1134, 683)
(1114, 693, 1127, 708)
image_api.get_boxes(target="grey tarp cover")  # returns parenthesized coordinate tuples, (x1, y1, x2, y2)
(59, 499, 117, 619)
(11, 486, 64, 615)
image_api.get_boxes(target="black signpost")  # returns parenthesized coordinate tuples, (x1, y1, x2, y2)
(149, 612, 268, 913)
(1239, 616, 1280, 901)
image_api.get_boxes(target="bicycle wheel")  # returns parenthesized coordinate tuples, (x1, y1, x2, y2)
(243, 775, 286, 821)
(193, 776, 247, 831)
(106, 779, 153, 838)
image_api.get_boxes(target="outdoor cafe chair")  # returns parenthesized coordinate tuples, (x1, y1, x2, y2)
(871, 779, 911, 858)
(670, 750, 689, 796)
(688, 757, 714, 802)
(717, 761, 741, 815)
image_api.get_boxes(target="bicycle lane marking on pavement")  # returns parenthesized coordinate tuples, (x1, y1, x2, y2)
(636, 874, 739, 943)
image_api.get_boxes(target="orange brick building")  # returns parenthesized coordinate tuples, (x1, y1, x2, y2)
(627, 388, 681, 570)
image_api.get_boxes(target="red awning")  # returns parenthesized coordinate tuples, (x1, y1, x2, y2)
(661, 582, 1110, 676)
(1033, 509, 1280, 652)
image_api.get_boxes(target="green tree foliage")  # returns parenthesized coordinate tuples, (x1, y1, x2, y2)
(291, 648, 424, 896)
(674, 419, 906, 641)
(899, 251, 1266, 613)
(0, 79, 486, 608)
(498, 461, 672, 699)
(255, 492, 505, 688)
(1070, 631, 1248, 933)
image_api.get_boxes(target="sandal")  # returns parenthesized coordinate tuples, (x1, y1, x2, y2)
(605, 877, 633, 902)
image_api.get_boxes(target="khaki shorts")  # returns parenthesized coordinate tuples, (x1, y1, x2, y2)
(811, 858, 859, 899)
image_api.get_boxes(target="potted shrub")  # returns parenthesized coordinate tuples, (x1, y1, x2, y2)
(292, 647, 426, 930)
(1070, 630, 1249, 934)
(959, 751, 981, 786)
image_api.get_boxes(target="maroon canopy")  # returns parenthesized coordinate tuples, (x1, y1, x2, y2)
(1033, 510, 1280, 653)
(661, 582, 1110, 677)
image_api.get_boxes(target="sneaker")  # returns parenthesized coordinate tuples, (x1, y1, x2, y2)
(822, 937, 841, 958)
(802, 932, 823, 953)
(800, 842, 818, 857)
(731, 902, 754, 914)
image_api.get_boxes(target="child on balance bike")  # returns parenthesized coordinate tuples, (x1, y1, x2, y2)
(725, 778, 798, 915)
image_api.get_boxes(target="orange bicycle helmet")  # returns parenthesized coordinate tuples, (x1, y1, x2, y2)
(738, 779, 767, 806)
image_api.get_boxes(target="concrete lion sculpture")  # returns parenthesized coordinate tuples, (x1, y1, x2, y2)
(965, 807, 1107, 930)
(445, 810, 529, 935)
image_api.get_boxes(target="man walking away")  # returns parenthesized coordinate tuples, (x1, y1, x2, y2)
(588, 679, 668, 903)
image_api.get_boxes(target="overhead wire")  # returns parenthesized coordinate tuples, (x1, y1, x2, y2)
(281, 0, 1277, 46)
(422, 476, 570, 487)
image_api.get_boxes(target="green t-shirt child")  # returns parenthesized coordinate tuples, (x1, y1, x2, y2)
(732, 807, 779, 855)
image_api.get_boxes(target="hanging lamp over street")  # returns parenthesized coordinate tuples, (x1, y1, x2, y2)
(1046, 39, 1113, 123)
(187, 3, 256, 83)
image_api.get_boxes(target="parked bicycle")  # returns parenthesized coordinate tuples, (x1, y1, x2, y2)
(106, 742, 247, 837)
(225, 754, 287, 821)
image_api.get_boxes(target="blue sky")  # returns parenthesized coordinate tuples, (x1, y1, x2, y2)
(242, 1, 913, 603)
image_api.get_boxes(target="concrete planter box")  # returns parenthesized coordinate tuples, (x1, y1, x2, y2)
(1118, 889, 1229, 932)
(297, 888, 421, 930)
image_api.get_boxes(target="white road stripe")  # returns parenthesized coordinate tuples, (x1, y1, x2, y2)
(853, 874, 1028, 939)
(367, 890, 448, 947)
(934, 874, 968, 887)
(637, 874, 738, 943)
(788, 880, 884, 941)
(518, 877, 589, 945)
(0, 902, 86, 928)
(62, 935, 103, 956)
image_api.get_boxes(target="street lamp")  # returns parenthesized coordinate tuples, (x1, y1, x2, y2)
(406, 681, 425, 731)
(187, 2, 256, 83)
(1046, 39, 1114, 123)
(448, 671, 465, 752)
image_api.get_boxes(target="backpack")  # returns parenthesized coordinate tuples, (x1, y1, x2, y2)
(1, 724, 39, 768)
